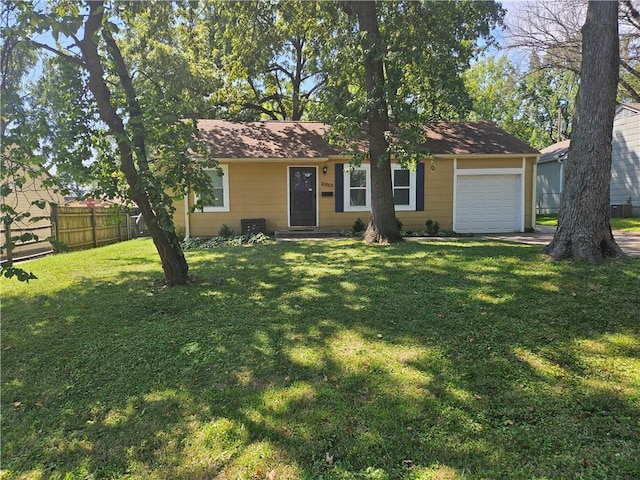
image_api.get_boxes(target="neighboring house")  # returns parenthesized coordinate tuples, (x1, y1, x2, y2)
(174, 120, 539, 236)
(1, 161, 65, 262)
(536, 139, 570, 214)
(537, 103, 640, 216)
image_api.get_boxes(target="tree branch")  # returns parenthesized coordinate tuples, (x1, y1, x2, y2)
(619, 76, 640, 102)
(620, 58, 640, 81)
(101, 26, 150, 173)
(24, 38, 85, 67)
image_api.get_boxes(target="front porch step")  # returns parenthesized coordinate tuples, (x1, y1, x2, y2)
(275, 229, 341, 241)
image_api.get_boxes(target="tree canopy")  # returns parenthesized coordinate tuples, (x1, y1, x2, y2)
(321, 0, 504, 243)
(6, 1, 219, 285)
(464, 53, 578, 150)
(507, 0, 640, 102)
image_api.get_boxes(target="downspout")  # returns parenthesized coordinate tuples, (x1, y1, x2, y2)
(521, 157, 527, 232)
(183, 193, 190, 239)
(558, 157, 564, 196)
(532, 156, 538, 229)
(452, 158, 458, 233)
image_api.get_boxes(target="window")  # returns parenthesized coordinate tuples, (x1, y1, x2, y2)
(343, 165, 371, 211)
(199, 165, 229, 212)
(392, 165, 416, 211)
(339, 162, 424, 212)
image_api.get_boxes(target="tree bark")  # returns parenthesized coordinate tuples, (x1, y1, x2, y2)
(545, 1, 625, 262)
(353, 1, 402, 244)
(79, 2, 189, 284)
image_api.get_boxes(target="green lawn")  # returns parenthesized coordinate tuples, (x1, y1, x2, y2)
(537, 214, 640, 232)
(2, 238, 639, 480)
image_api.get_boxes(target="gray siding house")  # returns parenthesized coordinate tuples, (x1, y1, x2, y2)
(537, 103, 639, 216)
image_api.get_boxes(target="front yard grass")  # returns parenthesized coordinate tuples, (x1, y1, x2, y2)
(537, 213, 640, 232)
(2, 238, 639, 479)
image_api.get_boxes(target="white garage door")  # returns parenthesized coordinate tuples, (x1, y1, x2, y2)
(455, 174, 522, 233)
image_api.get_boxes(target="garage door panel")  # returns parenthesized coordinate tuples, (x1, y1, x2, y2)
(455, 174, 521, 233)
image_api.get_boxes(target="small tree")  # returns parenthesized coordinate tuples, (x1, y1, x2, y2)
(12, 1, 217, 285)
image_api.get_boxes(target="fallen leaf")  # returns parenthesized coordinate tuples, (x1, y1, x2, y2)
(13, 401, 22, 408)
(325, 452, 334, 464)
(34, 400, 44, 407)
(503, 419, 514, 426)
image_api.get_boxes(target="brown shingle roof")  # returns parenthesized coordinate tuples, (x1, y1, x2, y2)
(197, 120, 538, 158)
(197, 120, 342, 158)
(415, 121, 539, 155)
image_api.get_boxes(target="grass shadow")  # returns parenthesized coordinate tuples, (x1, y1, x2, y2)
(2, 239, 639, 479)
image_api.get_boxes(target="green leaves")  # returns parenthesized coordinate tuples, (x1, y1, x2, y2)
(463, 54, 578, 149)
(0, 264, 38, 282)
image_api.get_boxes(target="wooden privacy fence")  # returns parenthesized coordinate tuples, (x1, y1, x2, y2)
(1, 222, 56, 263)
(52, 205, 135, 252)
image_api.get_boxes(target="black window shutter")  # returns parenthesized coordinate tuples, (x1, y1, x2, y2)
(416, 162, 425, 211)
(335, 163, 344, 212)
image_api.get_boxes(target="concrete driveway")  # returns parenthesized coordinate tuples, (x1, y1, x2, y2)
(483, 226, 640, 257)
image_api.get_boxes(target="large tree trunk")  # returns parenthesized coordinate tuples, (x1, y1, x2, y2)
(79, 2, 189, 285)
(353, 1, 402, 244)
(544, 1, 625, 262)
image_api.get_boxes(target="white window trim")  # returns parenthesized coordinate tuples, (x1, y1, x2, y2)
(343, 164, 372, 212)
(343, 164, 418, 212)
(197, 165, 230, 212)
(391, 164, 416, 211)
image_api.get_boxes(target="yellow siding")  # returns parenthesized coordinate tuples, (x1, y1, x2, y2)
(423, 158, 454, 231)
(184, 163, 289, 236)
(457, 157, 523, 169)
(525, 157, 535, 228)
(1, 166, 64, 260)
(174, 156, 537, 236)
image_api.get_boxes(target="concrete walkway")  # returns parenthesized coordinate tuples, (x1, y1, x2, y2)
(482, 226, 640, 257)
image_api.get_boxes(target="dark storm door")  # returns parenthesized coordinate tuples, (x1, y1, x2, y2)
(289, 167, 317, 227)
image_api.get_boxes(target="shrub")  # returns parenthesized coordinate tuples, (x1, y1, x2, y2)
(353, 218, 366, 233)
(425, 219, 440, 236)
(181, 233, 272, 250)
(218, 224, 234, 238)
(244, 232, 271, 244)
(396, 218, 403, 231)
(174, 225, 186, 241)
